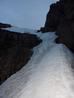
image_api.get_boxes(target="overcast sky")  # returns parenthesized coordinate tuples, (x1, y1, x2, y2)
(0, 0, 58, 29)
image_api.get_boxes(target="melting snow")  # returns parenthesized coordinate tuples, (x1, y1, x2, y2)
(0, 31, 74, 98)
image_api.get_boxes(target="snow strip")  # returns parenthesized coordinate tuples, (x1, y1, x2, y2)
(0, 32, 74, 98)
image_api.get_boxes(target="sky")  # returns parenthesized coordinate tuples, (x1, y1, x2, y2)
(0, 0, 58, 29)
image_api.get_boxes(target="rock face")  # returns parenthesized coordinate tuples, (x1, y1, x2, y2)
(0, 25, 42, 84)
(39, 0, 74, 52)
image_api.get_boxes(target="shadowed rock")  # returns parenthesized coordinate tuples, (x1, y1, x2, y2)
(38, 0, 74, 53)
(0, 27, 42, 84)
(0, 23, 11, 28)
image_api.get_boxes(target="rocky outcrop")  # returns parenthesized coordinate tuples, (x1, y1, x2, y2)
(38, 0, 74, 52)
(0, 23, 11, 28)
(0, 26, 42, 84)
(55, 20, 74, 52)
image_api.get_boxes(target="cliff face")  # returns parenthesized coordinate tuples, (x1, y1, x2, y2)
(40, 0, 74, 52)
(0, 24, 42, 84)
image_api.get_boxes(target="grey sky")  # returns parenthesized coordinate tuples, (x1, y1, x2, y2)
(0, 0, 58, 29)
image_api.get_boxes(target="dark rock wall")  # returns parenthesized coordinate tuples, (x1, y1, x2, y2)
(40, 0, 74, 52)
(0, 28, 42, 84)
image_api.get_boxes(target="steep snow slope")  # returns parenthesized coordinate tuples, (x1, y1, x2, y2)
(0, 32, 74, 98)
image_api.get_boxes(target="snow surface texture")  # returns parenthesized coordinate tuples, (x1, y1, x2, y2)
(0, 31, 74, 98)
